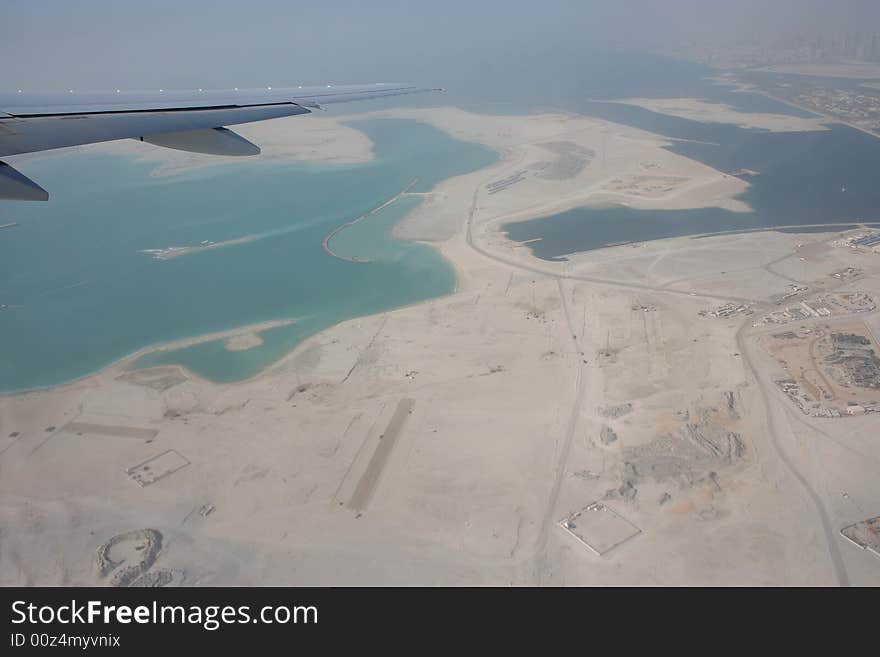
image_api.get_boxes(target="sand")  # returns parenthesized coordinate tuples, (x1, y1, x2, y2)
(2, 106, 879, 586)
(361, 107, 752, 243)
(224, 333, 263, 352)
(609, 97, 830, 132)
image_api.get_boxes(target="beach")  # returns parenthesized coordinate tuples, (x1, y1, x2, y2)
(606, 97, 830, 132)
(754, 62, 880, 79)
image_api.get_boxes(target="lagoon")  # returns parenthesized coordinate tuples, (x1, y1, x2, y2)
(0, 119, 496, 391)
(505, 101, 880, 260)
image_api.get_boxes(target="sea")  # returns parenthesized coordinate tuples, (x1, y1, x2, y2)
(3, 53, 880, 391)
(0, 119, 495, 391)
(500, 58, 880, 259)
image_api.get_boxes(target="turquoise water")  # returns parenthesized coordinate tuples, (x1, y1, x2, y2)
(327, 194, 424, 263)
(0, 119, 496, 391)
(5, 54, 879, 389)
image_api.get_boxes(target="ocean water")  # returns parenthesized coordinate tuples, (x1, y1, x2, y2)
(503, 64, 880, 259)
(0, 119, 496, 391)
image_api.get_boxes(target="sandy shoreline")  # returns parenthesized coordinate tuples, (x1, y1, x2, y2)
(0, 319, 297, 396)
(373, 106, 752, 242)
(753, 61, 880, 79)
(4, 105, 755, 395)
(322, 176, 420, 263)
(748, 89, 880, 141)
(708, 74, 880, 141)
(606, 97, 830, 132)
(3, 104, 879, 586)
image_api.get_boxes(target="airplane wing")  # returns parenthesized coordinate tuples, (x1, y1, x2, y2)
(0, 83, 435, 200)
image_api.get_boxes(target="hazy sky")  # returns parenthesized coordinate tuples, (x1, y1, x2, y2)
(3, 1, 880, 90)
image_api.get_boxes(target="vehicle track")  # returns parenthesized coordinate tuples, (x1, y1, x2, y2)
(736, 320, 850, 586)
(463, 174, 854, 585)
(532, 279, 589, 584)
(465, 189, 751, 304)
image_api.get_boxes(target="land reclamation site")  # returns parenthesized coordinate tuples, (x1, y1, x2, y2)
(2, 82, 880, 584)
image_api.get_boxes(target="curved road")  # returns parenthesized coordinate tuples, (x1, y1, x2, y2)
(736, 320, 850, 586)
(463, 178, 852, 586)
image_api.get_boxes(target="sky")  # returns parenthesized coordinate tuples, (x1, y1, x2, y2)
(3, 1, 880, 91)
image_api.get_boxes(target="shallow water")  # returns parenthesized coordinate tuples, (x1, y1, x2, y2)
(0, 119, 496, 391)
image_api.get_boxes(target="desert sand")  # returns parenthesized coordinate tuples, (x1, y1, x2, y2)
(2, 106, 879, 586)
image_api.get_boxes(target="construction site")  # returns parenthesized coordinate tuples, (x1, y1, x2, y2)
(761, 322, 880, 417)
(834, 230, 880, 253)
(756, 292, 876, 327)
